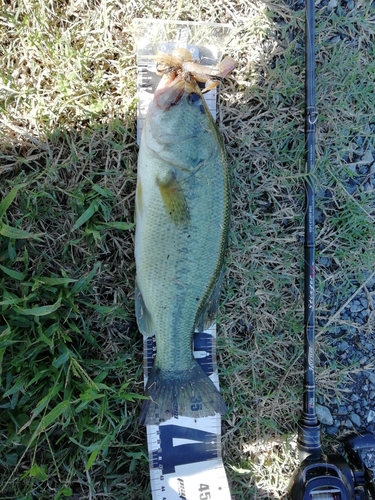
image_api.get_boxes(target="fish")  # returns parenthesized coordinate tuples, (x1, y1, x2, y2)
(135, 51, 234, 425)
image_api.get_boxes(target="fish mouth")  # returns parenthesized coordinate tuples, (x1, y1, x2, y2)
(154, 73, 198, 110)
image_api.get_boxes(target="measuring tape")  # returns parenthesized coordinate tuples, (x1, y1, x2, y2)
(143, 328, 231, 500)
(136, 39, 231, 500)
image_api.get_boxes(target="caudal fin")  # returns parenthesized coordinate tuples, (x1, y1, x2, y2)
(139, 360, 227, 426)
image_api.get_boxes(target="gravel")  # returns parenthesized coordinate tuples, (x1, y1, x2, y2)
(316, 271, 375, 480)
(314, 118, 375, 477)
(316, 404, 334, 425)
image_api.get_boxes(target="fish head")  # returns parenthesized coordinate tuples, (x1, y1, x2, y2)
(142, 73, 217, 176)
(145, 74, 210, 146)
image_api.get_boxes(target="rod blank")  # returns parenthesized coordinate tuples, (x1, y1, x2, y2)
(297, 0, 321, 462)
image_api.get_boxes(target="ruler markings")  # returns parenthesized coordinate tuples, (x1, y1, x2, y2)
(143, 328, 231, 499)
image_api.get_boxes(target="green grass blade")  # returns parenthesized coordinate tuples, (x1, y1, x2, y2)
(14, 298, 62, 316)
(85, 448, 100, 471)
(0, 184, 27, 219)
(70, 263, 100, 295)
(32, 383, 64, 420)
(31, 400, 70, 439)
(72, 201, 98, 230)
(96, 221, 135, 230)
(0, 224, 43, 241)
(52, 350, 70, 368)
(3, 378, 25, 398)
(0, 264, 26, 281)
(22, 463, 48, 481)
(38, 277, 77, 286)
(42, 400, 70, 428)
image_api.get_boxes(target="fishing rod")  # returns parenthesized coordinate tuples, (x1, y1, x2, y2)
(298, 0, 320, 462)
(288, 0, 375, 498)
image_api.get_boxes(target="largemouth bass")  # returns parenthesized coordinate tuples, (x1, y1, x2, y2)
(135, 53, 232, 426)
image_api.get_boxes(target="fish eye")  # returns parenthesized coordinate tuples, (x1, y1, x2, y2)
(187, 92, 200, 104)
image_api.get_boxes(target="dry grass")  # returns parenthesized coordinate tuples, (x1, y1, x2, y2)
(1, 0, 375, 498)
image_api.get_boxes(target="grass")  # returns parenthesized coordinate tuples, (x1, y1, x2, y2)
(1, 0, 375, 498)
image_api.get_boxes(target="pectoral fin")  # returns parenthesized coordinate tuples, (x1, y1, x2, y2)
(135, 282, 155, 337)
(157, 172, 189, 226)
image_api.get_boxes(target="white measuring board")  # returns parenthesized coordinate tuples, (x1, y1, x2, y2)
(136, 34, 231, 500)
(143, 328, 231, 500)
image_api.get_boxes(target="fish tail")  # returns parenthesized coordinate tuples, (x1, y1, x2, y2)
(139, 360, 227, 426)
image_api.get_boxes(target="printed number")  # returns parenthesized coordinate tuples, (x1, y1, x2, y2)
(191, 395, 203, 412)
(191, 403, 203, 411)
(199, 484, 211, 499)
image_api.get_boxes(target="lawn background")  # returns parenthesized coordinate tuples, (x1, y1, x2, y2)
(1, 0, 375, 498)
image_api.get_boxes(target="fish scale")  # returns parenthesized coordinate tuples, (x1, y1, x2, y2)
(135, 74, 230, 426)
